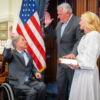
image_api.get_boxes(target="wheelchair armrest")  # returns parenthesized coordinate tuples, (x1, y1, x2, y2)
(5, 77, 18, 82)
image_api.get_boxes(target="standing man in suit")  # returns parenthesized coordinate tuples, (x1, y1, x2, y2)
(44, 3, 84, 100)
(3, 26, 46, 100)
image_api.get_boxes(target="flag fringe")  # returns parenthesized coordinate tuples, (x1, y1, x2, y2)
(39, 66, 46, 73)
(40, 0, 50, 24)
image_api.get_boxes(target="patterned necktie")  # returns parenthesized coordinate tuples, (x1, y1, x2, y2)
(21, 52, 29, 82)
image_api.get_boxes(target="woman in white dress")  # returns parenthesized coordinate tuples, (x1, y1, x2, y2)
(67, 11, 100, 100)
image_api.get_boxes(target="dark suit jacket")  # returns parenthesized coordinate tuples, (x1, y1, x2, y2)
(3, 48, 38, 86)
(44, 15, 84, 68)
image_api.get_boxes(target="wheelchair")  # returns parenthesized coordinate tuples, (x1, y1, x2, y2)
(0, 77, 26, 100)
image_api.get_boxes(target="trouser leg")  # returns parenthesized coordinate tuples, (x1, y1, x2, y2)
(57, 66, 68, 100)
(66, 68, 74, 99)
(57, 65, 74, 100)
(16, 80, 46, 100)
(26, 89, 37, 100)
(27, 80, 46, 100)
(37, 82, 46, 100)
(16, 84, 37, 100)
(66, 68, 74, 87)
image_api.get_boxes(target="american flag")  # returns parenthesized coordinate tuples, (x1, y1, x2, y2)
(16, 0, 46, 72)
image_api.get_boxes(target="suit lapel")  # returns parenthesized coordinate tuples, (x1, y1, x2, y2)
(24, 50, 31, 65)
(58, 22, 62, 43)
(61, 15, 75, 39)
(13, 49, 25, 66)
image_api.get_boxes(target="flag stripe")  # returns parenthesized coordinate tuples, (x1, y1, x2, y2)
(30, 13, 43, 38)
(24, 22, 46, 62)
(16, 19, 46, 67)
(27, 45, 43, 70)
(18, 21, 46, 67)
(16, 0, 46, 72)
(34, 11, 40, 25)
(28, 15, 45, 50)
(16, 24, 43, 70)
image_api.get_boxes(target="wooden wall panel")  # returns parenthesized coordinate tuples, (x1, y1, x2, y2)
(87, 0, 98, 14)
(99, 7, 100, 17)
(44, 0, 57, 83)
(76, 0, 98, 17)
(98, 0, 100, 18)
(44, 32, 53, 48)
(53, 41, 57, 81)
(44, 49, 54, 83)
(76, 0, 87, 17)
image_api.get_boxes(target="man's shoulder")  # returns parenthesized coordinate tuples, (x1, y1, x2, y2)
(72, 15, 80, 21)
(68, 15, 80, 26)
(11, 49, 18, 54)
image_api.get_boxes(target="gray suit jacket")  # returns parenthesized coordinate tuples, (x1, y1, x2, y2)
(44, 15, 84, 68)
(3, 48, 38, 86)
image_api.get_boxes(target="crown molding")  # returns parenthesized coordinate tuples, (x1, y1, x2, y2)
(0, 14, 14, 22)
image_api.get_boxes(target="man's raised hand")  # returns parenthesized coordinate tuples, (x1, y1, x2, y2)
(9, 26, 15, 40)
(44, 12, 54, 26)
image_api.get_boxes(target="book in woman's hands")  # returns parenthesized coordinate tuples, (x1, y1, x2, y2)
(59, 58, 78, 65)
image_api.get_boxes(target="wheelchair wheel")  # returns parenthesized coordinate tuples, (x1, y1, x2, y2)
(0, 83, 14, 100)
(0, 85, 11, 100)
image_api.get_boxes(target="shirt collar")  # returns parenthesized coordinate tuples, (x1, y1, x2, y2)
(17, 50, 24, 54)
(64, 14, 73, 24)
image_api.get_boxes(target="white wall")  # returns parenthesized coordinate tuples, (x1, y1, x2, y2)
(12, 0, 22, 32)
(0, 0, 9, 15)
(0, 0, 22, 53)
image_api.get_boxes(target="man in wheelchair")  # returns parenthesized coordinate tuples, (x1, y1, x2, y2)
(2, 26, 46, 100)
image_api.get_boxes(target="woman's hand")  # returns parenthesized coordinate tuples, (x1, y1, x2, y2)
(67, 64, 80, 70)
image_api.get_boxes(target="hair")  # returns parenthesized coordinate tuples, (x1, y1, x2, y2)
(57, 3, 72, 14)
(12, 35, 22, 48)
(82, 11, 100, 32)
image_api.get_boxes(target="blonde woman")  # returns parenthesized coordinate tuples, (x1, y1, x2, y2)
(66, 11, 100, 100)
